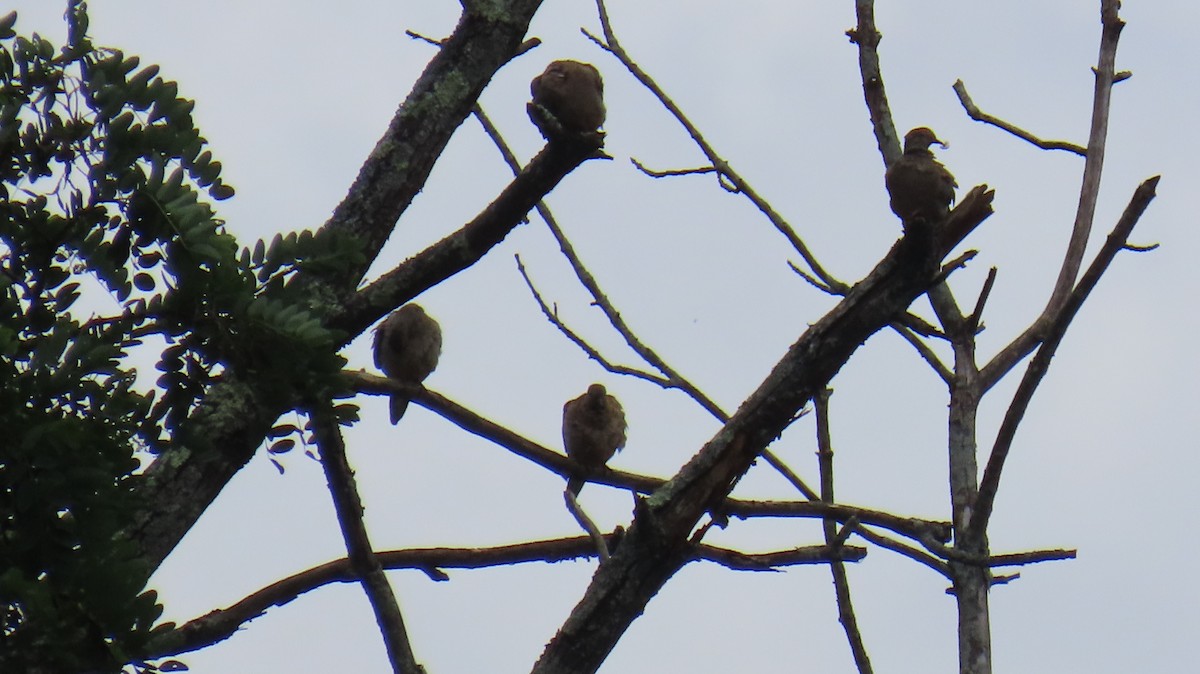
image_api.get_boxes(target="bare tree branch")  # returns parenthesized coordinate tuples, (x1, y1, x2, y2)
(137, 535, 859, 660)
(311, 410, 421, 674)
(723, 499, 951, 545)
(565, 490, 614, 561)
(514, 253, 672, 386)
(952, 80, 1087, 156)
(629, 158, 719, 179)
(890, 322, 953, 383)
(347, 371, 953, 545)
(329, 134, 606, 339)
(965, 267, 998, 335)
(586, 0, 845, 292)
(816, 390, 874, 674)
(969, 176, 1159, 540)
(846, 0, 901, 168)
(985, 549, 1077, 568)
(980, 0, 1127, 390)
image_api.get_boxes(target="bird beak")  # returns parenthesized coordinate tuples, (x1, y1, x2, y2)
(936, 139, 950, 149)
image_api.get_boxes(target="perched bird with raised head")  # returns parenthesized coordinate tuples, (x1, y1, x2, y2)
(885, 127, 958, 225)
(529, 60, 605, 138)
(562, 383, 626, 495)
(373, 304, 442, 424)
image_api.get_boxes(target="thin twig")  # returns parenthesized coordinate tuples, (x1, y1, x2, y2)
(696, 542, 867, 570)
(852, 527, 950, 577)
(816, 389, 874, 674)
(986, 548, 1077, 568)
(407, 29, 541, 57)
(965, 267, 998, 335)
(565, 490, 612, 561)
(629, 158, 718, 179)
(514, 253, 671, 386)
(952, 80, 1087, 156)
(1123, 242, 1158, 252)
(311, 409, 421, 674)
(587, 0, 845, 292)
(890, 322, 953, 383)
(970, 176, 1159, 539)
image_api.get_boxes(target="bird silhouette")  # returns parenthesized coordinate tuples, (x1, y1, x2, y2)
(562, 383, 626, 495)
(373, 304, 442, 424)
(885, 127, 958, 226)
(530, 60, 605, 138)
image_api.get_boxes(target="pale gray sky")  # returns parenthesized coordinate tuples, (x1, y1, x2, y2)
(9, 1, 1196, 672)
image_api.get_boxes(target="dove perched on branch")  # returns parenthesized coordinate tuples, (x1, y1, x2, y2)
(373, 304, 442, 424)
(529, 60, 606, 139)
(562, 383, 627, 495)
(885, 127, 958, 226)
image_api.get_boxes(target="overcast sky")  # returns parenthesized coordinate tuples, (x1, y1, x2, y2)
(8, 1, 1198, 672)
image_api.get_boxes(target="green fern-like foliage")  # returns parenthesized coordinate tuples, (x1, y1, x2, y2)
(0, 3, 362, 671)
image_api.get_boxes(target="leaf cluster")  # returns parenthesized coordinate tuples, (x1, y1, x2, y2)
(0, 3, 362, 670)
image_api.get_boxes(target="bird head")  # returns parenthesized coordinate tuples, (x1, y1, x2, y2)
(903, 127, 948, 151)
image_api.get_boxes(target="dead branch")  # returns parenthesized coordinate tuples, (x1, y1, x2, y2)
(847, 0, 901, 167)
(965, 267, 998, 335)
(514, 253, 671, 386)
(311, 409, 419, 674)
(565, 490, 613, 561)
(586, 0, 844, 292)
(952, 80, 1087, 156)
(816, 390, 874, 674)
(970, 175, 1159, 539)
(980, 0, 1128, 390)
(136, 535, 858, 660)
(629, 158, 718, 179)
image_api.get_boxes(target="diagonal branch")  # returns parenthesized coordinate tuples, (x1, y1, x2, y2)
(530, 187, 994, 673)
(587, 0, 843, 291)
(514, 253, 671, 387)
(816, 389, 874, 674)
(847, 0, 902, 168)
(980, 0, 1127, 390)
(969, 176, 1158, 539)
(952, 80, 1087, 156)
(330, 134, 605, 339)
(311, 409, 420, 674)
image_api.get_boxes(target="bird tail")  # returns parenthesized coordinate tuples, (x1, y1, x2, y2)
(390, 395, 411, 425)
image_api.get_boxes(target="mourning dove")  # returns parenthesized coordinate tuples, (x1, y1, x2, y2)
(372, 304, 442, 424)
(529, 60, 605, 138)
(885, 127, 958, 225)
(562, 383, 626, 495)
